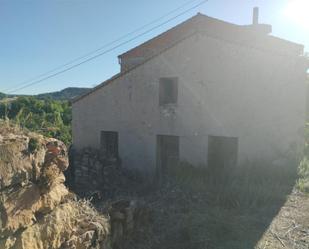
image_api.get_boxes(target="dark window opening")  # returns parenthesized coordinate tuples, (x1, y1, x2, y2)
(100, 131, 118, 158)
(208, 135, 238, 170)
(156, 135, 179, 182)
(159, 77, 178, 105)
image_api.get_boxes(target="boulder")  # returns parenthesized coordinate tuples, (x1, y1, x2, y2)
(0, 131, 68, 191)
(0, 182, 69, 236)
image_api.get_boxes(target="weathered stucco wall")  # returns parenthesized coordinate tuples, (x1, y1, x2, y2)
(72, 33, 307, 173)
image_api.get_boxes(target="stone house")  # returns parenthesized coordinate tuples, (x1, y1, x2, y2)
(72, 10, 309, 176)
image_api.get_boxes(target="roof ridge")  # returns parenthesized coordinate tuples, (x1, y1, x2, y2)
(118, 13, 201, 58)
(72, 14, 304, 104)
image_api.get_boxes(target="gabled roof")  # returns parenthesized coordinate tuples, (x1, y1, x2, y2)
(118, 13, 303, 63)
(72, 32, 194, 104)
(72, 13, 305, 104)
(118, 13, 210, 60)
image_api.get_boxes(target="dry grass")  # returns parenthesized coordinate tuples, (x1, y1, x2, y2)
(125, 160, 306, 249)
(171, 160, 298, 210)
(0, 119, 22, 134)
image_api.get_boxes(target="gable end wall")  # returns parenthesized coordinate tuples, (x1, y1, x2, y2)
(73, 33, 307, 172)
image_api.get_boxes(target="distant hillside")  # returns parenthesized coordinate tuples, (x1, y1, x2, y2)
(37, 87, 90, 100)
(0, 87, 90, 101)
(0, 93, 22, 101)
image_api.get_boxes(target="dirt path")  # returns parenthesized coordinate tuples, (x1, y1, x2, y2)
(256, 191, 309, 249)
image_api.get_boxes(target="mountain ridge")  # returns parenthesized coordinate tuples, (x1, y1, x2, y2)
(0, 87, 91, 101)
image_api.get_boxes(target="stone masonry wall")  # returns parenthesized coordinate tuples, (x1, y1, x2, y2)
(69, 147, 144, 198)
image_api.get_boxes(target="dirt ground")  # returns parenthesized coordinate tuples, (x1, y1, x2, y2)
(98, 183, 309, 249)
(133, 189, 309, 249)
(256, 191, 309, 249)
(90, 160, 309, 249)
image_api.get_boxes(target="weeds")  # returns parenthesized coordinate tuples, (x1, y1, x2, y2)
(170, 159, 298, 209)
(296, 157, 309, 193)
(132, 160, 301, 249)
(297, 122, 309, 193)
(28, 137, 39, 153)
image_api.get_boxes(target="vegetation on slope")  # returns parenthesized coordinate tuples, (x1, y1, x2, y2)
(0, 96, 72, 145)
(0, 87, 90, 144)
(296, 123, 309, 192)
(0, 87, 90, 101)
(0, 92, 5, 99)
(36, 87, 90, 100)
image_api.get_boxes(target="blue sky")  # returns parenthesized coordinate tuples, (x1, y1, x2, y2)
(0, 0, 308, 95)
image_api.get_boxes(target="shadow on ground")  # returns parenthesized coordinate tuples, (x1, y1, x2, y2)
(126, 160, 299, 249)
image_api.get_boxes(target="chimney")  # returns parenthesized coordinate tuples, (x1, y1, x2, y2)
(243, 7, 272, 34)
(252, 7, 259, 25)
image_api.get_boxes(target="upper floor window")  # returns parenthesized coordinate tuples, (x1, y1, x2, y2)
(100, 131, 118, 158)
(159, 77, 178, 106)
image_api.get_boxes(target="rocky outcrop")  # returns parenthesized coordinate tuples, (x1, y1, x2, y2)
(0, 123, 111, 249)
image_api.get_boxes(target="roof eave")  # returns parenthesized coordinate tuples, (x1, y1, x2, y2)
(71, 73, 121, 104)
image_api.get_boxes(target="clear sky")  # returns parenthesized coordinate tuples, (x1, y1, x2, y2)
(0, 0, 308, 95)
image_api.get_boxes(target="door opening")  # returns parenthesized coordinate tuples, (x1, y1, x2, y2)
(156, 135, 179, 180)
(208, 135, 238, 171)
(100, 131, 119, 159)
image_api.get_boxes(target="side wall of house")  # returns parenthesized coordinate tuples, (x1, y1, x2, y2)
(72, 33, 307, 173)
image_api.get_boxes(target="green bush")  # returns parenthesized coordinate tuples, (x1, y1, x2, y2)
(28, 137, 39, 153)
(296, 157, 309, 193)
(296, 123, 309, 193)
(0, 96, 72, 145)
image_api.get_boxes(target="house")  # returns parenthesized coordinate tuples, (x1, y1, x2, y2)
(72, 9, 309, 176)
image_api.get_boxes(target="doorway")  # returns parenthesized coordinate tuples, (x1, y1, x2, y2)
(156, 135, 179, 180)
(208, 135, 238, 170)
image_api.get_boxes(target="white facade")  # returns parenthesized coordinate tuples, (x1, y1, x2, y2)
(72, 23, 308, 174)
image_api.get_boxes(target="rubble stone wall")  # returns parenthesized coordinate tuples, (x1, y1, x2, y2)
(69, 147, 146, 198)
